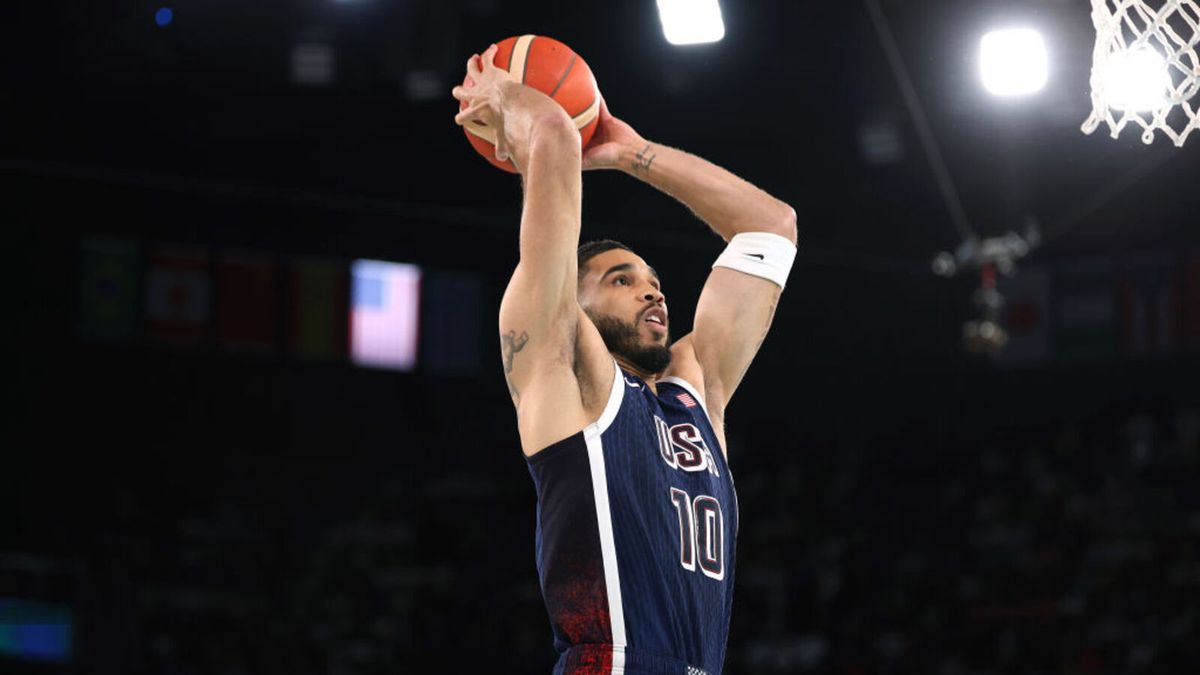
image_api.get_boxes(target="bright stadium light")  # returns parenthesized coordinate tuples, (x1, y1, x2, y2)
(657, 0, 725, 46)
(980, 28, 1048, 97)
(1103, 48, 1170, 111)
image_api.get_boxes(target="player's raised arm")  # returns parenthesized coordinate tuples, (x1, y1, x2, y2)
(453, 46, 584, 414)
(583, 100, 797, 422)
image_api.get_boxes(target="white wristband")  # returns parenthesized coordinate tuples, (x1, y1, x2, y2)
(712, 231, 797, 289)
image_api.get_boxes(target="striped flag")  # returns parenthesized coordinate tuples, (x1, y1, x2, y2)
(286, 257, 347, 361)
(676, 392, 698, 409)
(349, 259, 421, 371)
(0, 599, 73, 663)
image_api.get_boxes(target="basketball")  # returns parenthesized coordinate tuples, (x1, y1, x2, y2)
(461, 35, 601, 172)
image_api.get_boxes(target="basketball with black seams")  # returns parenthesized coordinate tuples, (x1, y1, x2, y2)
(461, 35, 601, 172)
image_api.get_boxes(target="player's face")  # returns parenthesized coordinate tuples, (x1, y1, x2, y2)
(579, 249, 672, 373)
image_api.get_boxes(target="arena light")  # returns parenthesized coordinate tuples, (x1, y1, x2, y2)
(980, 28, 1048, 97)
(657, 0, 725, 46)
(1102, 47, 1170, 112)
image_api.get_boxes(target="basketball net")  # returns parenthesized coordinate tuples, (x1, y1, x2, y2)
(1082, 0, 1200, 146)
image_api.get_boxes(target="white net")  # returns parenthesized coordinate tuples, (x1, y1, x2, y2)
(1082, 0, 1200, 146)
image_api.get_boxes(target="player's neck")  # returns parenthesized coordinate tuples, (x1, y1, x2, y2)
(614, 356, 660, 394)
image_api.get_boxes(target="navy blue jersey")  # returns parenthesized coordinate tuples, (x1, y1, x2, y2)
(526, 361, 738, 675)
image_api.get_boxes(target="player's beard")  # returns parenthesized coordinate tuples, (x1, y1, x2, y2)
(589, 311, 672, 375)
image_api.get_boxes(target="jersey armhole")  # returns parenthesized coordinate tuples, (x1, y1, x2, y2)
(583, 359, 625, 442)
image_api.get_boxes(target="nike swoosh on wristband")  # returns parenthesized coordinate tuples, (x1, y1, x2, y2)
(745, 253, 765, 260)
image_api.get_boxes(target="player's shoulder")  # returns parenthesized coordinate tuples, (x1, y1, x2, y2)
(661, 334, 728, 456)
(661, 334, 706, 399)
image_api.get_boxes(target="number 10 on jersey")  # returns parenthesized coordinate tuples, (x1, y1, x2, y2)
(669, 487, 725, 580)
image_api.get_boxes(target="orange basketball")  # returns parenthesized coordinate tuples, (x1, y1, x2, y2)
(461, 35, 600, 173)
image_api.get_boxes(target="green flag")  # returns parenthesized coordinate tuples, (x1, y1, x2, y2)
(77, 236, 140, 342)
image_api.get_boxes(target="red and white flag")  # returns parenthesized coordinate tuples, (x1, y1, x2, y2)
(676, 392, 698, 409)
(145, 245, 211, 343)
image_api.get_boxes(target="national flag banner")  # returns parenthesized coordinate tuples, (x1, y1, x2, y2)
(994, 267, 1051, 367)
(1115, 254, 1182, 357)
(215, 252, 278, 352)
(286, 257, 347, 361)
(145, 245, 211, 344)
(77, 236, 140, 343)
(420, 270, 482, 375)
(677, 392, 698, 409)
(1054, 261, 1117, 362)
(0, 598, 74, 663)
(350, 259, 421, 371)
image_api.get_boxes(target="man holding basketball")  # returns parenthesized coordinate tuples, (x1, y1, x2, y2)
(453, 43, 797, 675)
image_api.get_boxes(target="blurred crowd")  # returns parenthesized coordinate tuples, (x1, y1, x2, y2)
(734, 406, 1200, 674)
(66, 406, 1200, 675)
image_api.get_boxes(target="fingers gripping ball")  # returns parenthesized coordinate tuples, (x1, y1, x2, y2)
(461, 35, 600, 172)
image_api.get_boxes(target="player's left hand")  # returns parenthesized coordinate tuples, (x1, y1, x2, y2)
(453, 45, 519, 161)
(582, 97, 647, 171)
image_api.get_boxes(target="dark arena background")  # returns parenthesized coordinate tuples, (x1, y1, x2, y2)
(4, 0, 1200, 673)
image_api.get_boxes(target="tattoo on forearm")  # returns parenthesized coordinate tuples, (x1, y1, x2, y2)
(502, 329, 530, 400)
(632, 143, 656, 174)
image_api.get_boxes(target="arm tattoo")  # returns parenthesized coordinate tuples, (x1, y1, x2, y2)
(502, 329, 530, 400)
(632, 143, 656, 174)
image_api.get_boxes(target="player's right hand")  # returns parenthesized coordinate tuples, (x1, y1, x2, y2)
(582, 97, 647, 172)
(452, 45, 519, 161)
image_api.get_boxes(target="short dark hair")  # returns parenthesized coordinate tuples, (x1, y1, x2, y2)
(577, 239, 632, 280)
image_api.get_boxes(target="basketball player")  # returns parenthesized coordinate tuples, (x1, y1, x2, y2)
(453, 45, 797, 675)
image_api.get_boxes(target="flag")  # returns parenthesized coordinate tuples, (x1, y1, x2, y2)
(0, 599, 73, 663)
(1054, 261, 1116, 362)
(994, 267, 1051, 366)
(77, 236, 140, 343)
(349, 259, 421, 371)
(676, 392, 698, 409)
(286, 257, 347, 361)
(145, 245, 211, 344)
(1115, 255, 1182, 357)
(420, 271, 482, 375)
(215, 252, 278, 352)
